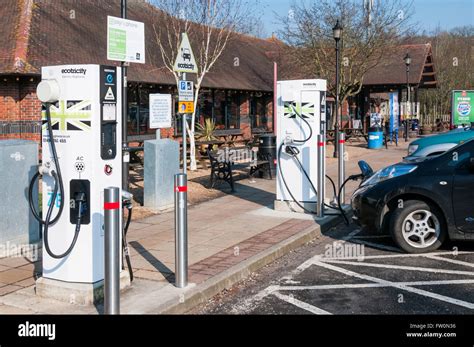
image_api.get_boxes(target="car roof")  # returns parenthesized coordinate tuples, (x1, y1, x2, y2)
(411, 127, 474, 146)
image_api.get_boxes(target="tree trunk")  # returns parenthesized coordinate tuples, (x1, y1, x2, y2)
(189, 127, 197, 171)
(188, 83, 202, 171)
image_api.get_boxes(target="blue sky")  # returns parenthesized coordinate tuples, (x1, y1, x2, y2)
(259, 0, 474, 36)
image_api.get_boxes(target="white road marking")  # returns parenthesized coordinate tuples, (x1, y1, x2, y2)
(292, 228, 362, 274)
(313, 260, 474, 310)
(321, 250, 473, 261)
(321, 258, 474, 276)
(272, 292, 332, 315)
(235, 229, 364, 313)
(271, 279, 474, 291)
(423, 255, 474, 269)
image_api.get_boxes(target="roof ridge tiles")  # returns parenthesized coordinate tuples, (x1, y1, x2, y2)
(12, 0, 34, 73)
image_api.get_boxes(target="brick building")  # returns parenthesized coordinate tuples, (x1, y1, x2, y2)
(0, 0, 276, 143)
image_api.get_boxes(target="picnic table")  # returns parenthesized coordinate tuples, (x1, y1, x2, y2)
(326, 128, 367, 143)
(207, 146, 272, 192)
(195, 139, 225, 151)
(214, 129, 244, 146)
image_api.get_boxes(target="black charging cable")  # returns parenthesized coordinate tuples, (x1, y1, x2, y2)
(277, 105, 345, 219)
(122, 202, 134, 282)
(28, 103, 80, 259)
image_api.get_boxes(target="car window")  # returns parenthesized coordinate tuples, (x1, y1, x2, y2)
(440, 139, 474, 168)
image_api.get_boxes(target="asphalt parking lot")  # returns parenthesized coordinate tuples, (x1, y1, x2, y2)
(193, 222, 474, 315)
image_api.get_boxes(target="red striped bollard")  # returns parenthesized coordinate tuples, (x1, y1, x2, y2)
(174, 173, 188, 288)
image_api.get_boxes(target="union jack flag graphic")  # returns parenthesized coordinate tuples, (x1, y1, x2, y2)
(42, 100, 92, 131)
(284, 101, 315, 119)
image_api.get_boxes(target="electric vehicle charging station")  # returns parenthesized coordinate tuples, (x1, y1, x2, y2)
(30, 64, 125, 296)
(275, 79, 327, 213)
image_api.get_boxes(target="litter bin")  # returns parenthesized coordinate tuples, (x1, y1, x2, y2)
(368, 127, 383, 149)
(258, 134, 276, 178)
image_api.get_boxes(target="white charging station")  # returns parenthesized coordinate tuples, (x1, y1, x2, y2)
(37, 64, 123, 284)
(276, 79, 327, 211)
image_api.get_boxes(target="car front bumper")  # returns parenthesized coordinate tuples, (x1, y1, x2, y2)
(351, 183, 390, 230)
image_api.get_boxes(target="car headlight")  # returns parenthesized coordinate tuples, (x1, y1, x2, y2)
(361, 164, 417, 187)
(407, 144, 419, 156)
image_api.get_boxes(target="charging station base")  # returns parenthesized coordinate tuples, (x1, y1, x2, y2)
(274, 199, 344, 215)
(35, 271, 131, 306)
(274, 200, 321, 214)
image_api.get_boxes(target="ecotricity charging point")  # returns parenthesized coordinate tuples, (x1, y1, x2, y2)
(31, 64, 130, 305)
(275, 79, 327, 214)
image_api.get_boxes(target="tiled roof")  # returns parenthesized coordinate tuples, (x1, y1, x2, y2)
(0, 0, 276, 91)
(363, 44, 436, 87)
(0, 0, 435, 90)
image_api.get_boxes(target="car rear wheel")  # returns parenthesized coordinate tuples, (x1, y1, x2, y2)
(389, 200, 446, 253)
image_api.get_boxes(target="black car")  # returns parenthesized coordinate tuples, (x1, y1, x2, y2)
(351, 138, 474, 253)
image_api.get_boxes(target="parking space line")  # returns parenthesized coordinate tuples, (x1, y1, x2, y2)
(321, 250, 473, 261)
(272, 292, 332, 315)
(423, 255, 474, 269)
(292, 229, 362, 275)
(322, 258, 474, 276)
(269, 279, 474, 291)
(313, 260, 474, 310)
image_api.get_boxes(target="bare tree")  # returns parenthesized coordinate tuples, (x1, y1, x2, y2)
(417, 25, 474, 125)
(150, 0, 260, 170)
(277, 0, 416, 128)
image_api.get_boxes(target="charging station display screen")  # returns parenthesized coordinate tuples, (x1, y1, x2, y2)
(103, 104, 116, 121)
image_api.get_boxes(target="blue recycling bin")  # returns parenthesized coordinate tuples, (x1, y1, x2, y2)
(368, 127, 384, 149)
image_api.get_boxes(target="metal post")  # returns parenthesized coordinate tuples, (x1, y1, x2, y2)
(338, 133, 346, 204)
(317, 135, 325, 217)
(174, 173, 188, 288)
(405, 65, 410, 142)
(104, 187, 120, 314)
(333, 38, 340, 158)
(181, 73, 187, 173)
(121, 0, 129, 190)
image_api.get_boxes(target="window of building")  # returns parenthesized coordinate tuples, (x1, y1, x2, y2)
(227, 91, 240, 129)
(127, 85, 158, 137)
(250, 94, 269, 130)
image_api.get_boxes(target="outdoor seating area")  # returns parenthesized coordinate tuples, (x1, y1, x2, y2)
(207, 146, 273, 192)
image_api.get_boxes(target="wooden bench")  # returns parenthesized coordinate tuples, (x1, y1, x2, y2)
(207, 147, 272, 192)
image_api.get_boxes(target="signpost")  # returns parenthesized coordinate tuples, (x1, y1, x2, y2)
(107, 10, 145, 191)
(178, 80, 194, 114)
(178, 80, 194, 101)
(172, 33, 197, 289)
(173, 33, 198, 74)
(107, 16, 145, 64)
(149, 94, 172, 139)
(452, 90, 474, 126)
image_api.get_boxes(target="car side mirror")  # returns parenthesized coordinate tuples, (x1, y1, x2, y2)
(358, 160, 374, 178)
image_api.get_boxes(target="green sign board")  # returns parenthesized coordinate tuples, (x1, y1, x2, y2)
(107, 16, 145, 64)
(452, 90, 474, 125)
(108, 28, 127, 61)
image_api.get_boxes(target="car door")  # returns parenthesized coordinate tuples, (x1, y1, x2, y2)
(452, 140, 474, 232)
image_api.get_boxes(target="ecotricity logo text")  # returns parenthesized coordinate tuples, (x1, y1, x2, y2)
(61, 68, 87, 75)
(18, 321, 56, 341)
